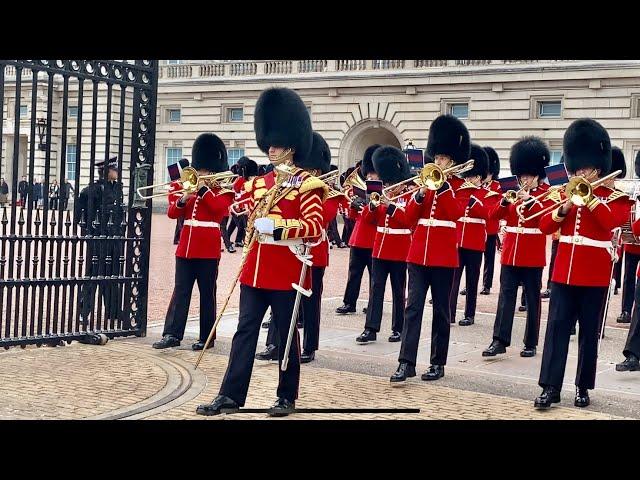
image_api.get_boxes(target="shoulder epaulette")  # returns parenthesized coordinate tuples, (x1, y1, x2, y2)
(300, 177, 328, 195)
(606, 190, 628, 203)
(327, 189, 348, 200)
(244, 178, 255, 192)
(218, 188, 234, 196)
(458, 181, 478, 190)
(484, 190, 500, 198)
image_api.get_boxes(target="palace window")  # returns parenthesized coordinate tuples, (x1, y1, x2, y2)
(19, 105, 28, 118)
(549, 150, 563, 165)
(166, 147, 183, 181)
(448, 103, 469, 119)
(68, 106, 78, 118)
(167, 108, 181, 123)
(226, 107, 244, 123)
(66, 144, 77, 181)
(228, 148, 245, 167)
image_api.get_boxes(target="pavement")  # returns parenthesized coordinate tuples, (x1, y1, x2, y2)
(2, 212, 639, 420)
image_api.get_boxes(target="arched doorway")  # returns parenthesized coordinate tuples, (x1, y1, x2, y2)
(338, 120, 403, 172)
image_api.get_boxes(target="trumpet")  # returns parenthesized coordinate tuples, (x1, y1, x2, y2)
(518, 169, 623, 223)
(342, 166, 367, 198)
(136, 167, 238, 200)
(503, 180, 531, 204)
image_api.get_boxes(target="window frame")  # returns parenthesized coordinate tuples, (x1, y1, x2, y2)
(167, 108, 181, 123)
(68, 106, 79, 118)
(223, 105, 244, 123)
(531, 96, 563, 119)
(227, 147, 245, 167)
(441, 98, 471, 119)
(65, 144, 77, 181)
(19, 105, 28, 118)
(165, 146, 183, 182)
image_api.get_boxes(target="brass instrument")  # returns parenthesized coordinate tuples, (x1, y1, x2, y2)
(503, 180, 531, 204)
(518, 170, 623, 223)
(614, 179, 640, 245)
(136, 166, 238, 200)
(342, 166, 367, 197)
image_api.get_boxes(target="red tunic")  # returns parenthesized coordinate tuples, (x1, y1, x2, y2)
(454, 182, 489, 252)
(484, 180, 502, 236)
(239, 167, 326, 291)
(348, 203, 377, 250)
(539, 186, 630, 287)
(399, 176, 464, 268)
(490, 183, 553, 267)
(168, 184, 234, 259)
(363, 190, 414, 262)
(310, 193, 348, 268)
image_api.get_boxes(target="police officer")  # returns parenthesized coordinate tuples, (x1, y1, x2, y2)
(482, 137, 552, 358)
(535, 119, 630, 409)
(196, 87, 327, 417)
(76, 157, 124, 326)
(390, 114, 469, 383)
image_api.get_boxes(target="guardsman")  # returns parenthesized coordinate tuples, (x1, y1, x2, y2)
(196, 87, 326, 417)
(153, 134, 234, 351)
(535, 118, 630, 409)
(390, 114, 468, 383)
(616, 149, 640, 324)
(356, 146, 413, 344)
(481, 146, 502, 295)
(482, 137, 552, 358)
(339, 165, 357, 244)
(229, 156, 258, 247)
(335, 145, 381, 315)
(449, 144, 490, 326)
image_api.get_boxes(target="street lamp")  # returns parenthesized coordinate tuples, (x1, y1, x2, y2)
(36, 118, 47, 151)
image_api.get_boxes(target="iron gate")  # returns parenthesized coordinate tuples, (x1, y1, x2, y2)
(0, 60, 158, 348)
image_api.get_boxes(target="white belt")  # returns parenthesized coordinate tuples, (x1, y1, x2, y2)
(505, 226, 543, 235)
(376, 227, 411, 235)
(184, 219, 220, 228)
(418, 218, 456, 229)
(559, 235, 612, 249)
(458, 217, 486, 225)
(257, 235, 304, 247)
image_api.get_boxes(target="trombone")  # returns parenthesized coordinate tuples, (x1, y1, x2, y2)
(518, 169, 623, 223)
(503, 180, 531, 204)
(136, 166, 238, 200)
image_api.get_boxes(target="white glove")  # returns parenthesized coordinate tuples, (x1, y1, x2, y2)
(254, 217, 275, 235)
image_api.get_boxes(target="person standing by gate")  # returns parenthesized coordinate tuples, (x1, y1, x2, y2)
(18, 176, 28, 207)
(60, 179, 74, 211)
(49, 179, 60, 210)
(76, 157, 125, 328)
(152, 133, 234, 351)
(0, 178, 8, 205)
(33, 178, 43, 209)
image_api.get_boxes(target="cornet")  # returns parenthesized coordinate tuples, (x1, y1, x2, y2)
(503, 179, 531, 204)
(136, 167, 238, 200)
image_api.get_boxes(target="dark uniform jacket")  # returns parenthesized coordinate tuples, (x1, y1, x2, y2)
(75, 179, 124, 236)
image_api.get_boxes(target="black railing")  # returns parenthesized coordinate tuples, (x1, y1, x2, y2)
(0, 60, 158, 348)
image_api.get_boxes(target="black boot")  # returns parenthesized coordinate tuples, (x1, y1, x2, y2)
(152, 335, 181, 349)
(300, 350, 315, 364)
(574, 387, 590, 408)
(480, 287, 490, 295)
(255, 344, 278, 361)
(227, 245, 236, 253)
(356, 328, 376, 344)
(421, 365, 444, 381)
(520, 346, 537, 357)
(616, 353, 640, 372)
(261, 312, 272, 329)
(196, 395, 239, 416)
(388, 331, 401, 342)
(336, 303, 356, 315)
(460, 288, 467, 296)
(616, 312, 631, 324)
(269, 398, 295, 417)
(482, 339, 506, 357)
(518, 305, 527, 312)
(540, 289, 551, 299)
(459, 316, 475, 326)
(390, 362, 416, 383)
(534, 386, 561, 409)
(192, 340, 214, 351)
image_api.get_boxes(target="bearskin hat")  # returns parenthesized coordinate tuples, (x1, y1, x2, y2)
(236, 156, 258, 179)
(329, 164, 338, 171)
(307, 132, 332, 174)
(610, 146, 626, 178)
(483, 146, 501, 178)
(254, 87, 312, 166)
(509, 136, 550, 180)
(361, 144, 381, 178)
(191, 133, 228, 173)
(563, 118, 611, 174)
(372, 146, 412, 185)
(460, 144, 489, 179)
(426, 114, 471, 164)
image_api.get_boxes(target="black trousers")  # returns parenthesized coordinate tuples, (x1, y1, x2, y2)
(622, 252, 640, 315)
(623, 277, 640, 358)
(49, 197, 59, 210)
(399, 264, 455, 366)
(173, 217, 184, 245)
(61, 197, 69, 210)
(220, 216, 232, 249)
(449, 248, 483, 322)
(233, 214, 247, 245)
(162, 257, 218, 342)
(546, 239, 559, 290)
(266, 267, 325, 352)
(327, 218, 341, 245)
(341, 216, 355, 244)
(539, 282, 608, 391)
(365, 258, 406, 333)
(342, 246, 372, 307)
(614, 249, 624, 289)
(219, 285, 300, 406)
(79, 239, 123, 322)
(492, 265, 543, 347)
(482, 234, 497, 290)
